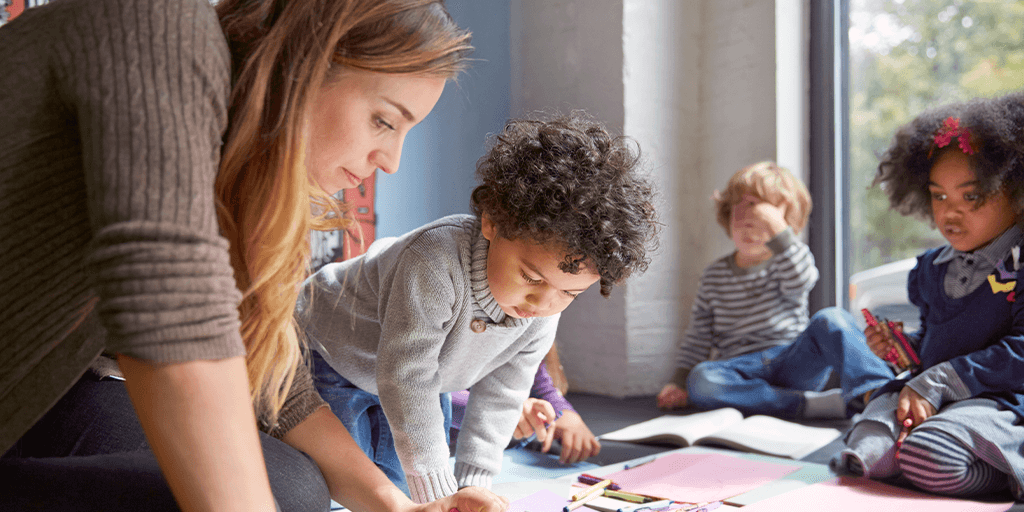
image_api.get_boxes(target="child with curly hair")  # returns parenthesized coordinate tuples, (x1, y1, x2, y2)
(658, 161, 893, 419)
(834, 92, 1024, 500)
(296, 112, 659, 502)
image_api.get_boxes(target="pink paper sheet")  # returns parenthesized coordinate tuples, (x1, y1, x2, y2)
(740, 476, 1014, 511)
(509, 489, 569, 512)
(600, 453, 801, 503)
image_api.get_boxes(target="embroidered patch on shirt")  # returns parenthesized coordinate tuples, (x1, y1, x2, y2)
(987, 274, 1015, 294)
(995, 258, 1018, 280)
(991, 251, 1020, 301)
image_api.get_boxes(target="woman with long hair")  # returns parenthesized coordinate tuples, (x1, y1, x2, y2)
(0, 1, 507, 511)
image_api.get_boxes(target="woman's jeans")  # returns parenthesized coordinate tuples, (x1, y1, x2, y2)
(310, 350, 452, 496)
(687, 307, 894, 418)
(0, 373, 330, 512)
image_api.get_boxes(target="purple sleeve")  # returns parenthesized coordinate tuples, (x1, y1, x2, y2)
(531, 362, 574, 414)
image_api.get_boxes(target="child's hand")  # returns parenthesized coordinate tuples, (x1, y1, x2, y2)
(431, 486, 509, 512)
(896, 386, 936, 429)
(864, 323, 895, 360)
(656, 383, 689, 409)
(513, 398, 557, 444)
(744, 195, 789, 237)
(548, 410, 601, 464)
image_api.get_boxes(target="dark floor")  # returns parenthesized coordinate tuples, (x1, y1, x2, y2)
(558, 391, 1021, 510)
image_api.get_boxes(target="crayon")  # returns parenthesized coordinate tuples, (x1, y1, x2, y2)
(624, 456, 658, 470)
(602, 489, 653, 504)
(577, 474, 621, 490)
(572, 479, 613, 501)
(564, 490, 603, 512)
(617, 499, 674, 512)
(895, 416, 913, 461)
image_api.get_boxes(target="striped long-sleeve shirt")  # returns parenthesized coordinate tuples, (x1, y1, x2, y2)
(672, 228, 819, 386)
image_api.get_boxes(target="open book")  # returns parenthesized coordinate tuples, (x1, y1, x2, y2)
(598, 408, 842, 460)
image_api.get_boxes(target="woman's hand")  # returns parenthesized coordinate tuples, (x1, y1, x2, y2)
(513, 398, 557, 445)
(425, 486, 509, 512)
(896, 386, 936, 427)
(656, 383, 688, 410)
(549, 410, 601, 464)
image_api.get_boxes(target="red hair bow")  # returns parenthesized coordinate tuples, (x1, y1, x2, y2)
(933, 116, 976, 155)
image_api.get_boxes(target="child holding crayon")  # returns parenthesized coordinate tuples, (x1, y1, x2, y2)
(834, 92, 1024, 499)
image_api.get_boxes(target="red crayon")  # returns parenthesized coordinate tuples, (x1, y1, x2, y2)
(895, 417, 913, 461)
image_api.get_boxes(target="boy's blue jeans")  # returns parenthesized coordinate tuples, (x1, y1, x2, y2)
(310, 351, 451, 495)
(686, 307, 894, 419)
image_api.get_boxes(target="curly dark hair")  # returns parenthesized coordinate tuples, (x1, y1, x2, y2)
(470, 112, 660, 297)
(875, 91, 1024, 224)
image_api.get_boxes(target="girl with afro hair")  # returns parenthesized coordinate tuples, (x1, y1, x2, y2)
(834, 91, 1024, 500)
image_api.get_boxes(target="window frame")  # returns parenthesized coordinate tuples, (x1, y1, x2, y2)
(808, 0, 850, 312)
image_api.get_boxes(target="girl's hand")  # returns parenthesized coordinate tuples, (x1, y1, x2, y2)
(427, 486, 509, 512)
(864, 323, 894, 360)
(896, 386, 936, 427)
(513, 398, 557, 444)
(549, 410, 601, 464)
(657, 383, 688, 409)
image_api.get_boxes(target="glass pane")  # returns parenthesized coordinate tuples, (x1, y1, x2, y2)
(846, 0, 1024, 277)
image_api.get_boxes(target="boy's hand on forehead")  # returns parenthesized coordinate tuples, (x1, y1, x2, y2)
(738, 194, 788, 237)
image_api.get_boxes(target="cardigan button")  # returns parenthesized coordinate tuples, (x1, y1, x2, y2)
(470, 319, 487, 333)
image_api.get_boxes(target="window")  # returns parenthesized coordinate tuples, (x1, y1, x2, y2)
(810, 0, 1024, 311)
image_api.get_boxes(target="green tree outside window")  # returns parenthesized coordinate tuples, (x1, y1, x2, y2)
(848, 0, 1024, 274)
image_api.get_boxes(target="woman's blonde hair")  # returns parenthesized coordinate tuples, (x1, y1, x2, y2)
(214, 0, 471, 425)
(715, 161, 812, 235)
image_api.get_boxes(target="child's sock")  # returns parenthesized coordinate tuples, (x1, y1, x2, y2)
(802, 388, 845, 419)
(838, 420, 899, 478)
(830, 449, 867, 476)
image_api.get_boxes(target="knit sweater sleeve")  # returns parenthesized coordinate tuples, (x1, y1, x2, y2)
(453, 318, 556, 490)
(264, 359, 329, 438)
(375, 249, 464, 503)
(60, 0, 245, 361)
(530, 362, 574, 414)
(765, 228, 819, 300)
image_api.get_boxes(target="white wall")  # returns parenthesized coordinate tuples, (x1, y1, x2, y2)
(776, 0, 810, 185)
(620, 1, 703, 396)
(510, 0, 630, 395)
(513, 0, 796, 397)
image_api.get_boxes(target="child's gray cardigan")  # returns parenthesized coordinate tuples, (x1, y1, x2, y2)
(297, 214, 558, 502)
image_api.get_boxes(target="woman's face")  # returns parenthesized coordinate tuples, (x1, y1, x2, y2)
(307, 69, 447, 195)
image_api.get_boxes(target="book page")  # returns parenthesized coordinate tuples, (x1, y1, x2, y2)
(598, 408, 745, 447)
(694, 415, 841, 460)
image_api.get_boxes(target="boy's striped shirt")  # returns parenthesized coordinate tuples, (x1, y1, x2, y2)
(674, 228, 818, 383)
